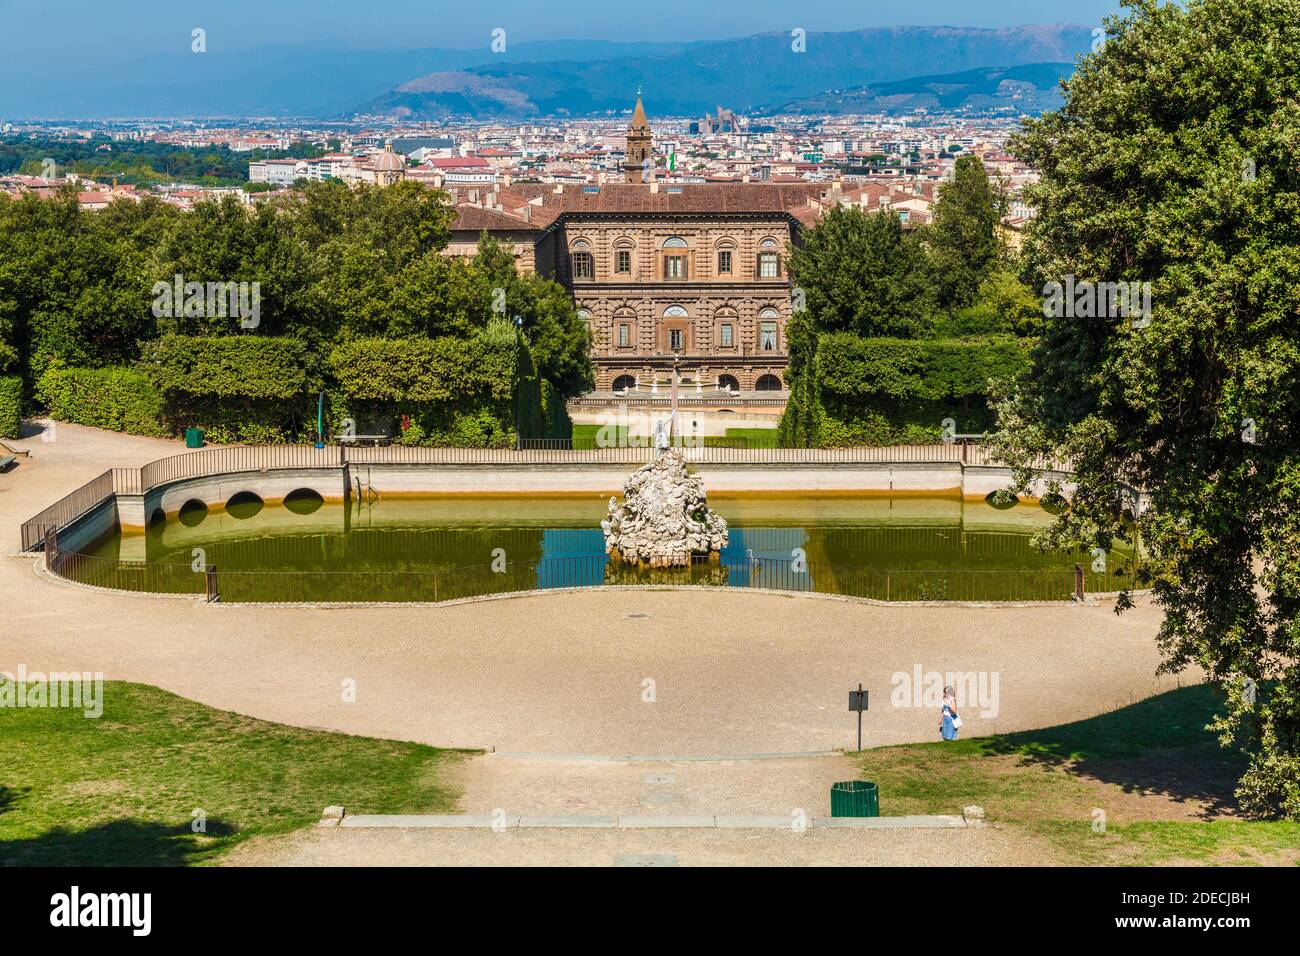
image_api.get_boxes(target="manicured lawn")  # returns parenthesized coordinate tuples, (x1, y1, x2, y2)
(714, 427, 778, 448)
(0, 681, 470, 866)
(572, 423, 777, 449)
(855, 684, 1300, 865)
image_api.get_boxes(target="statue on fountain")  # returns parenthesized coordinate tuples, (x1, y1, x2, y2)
(601, 450, 728, 568)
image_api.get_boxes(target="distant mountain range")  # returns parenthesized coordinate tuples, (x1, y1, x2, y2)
(0, 39, 690, 120)
(774, 63, 1075, 116)
(0, 25, 1092, 121)
(358, 25, 1092, 120)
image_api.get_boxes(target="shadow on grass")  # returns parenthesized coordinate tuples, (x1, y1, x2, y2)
(974, 684, 1244, 816)
(0, 817, 239, 867)
(0, 785, 26, 815)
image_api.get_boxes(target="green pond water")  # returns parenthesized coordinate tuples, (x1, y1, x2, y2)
(72, 494, 1136, 603)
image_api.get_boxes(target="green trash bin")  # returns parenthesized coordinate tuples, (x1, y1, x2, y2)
(184, 427, 204, 449)
(830, 780, 879, 817)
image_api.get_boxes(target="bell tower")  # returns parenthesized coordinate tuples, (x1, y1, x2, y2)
(623, 91, 653, 184)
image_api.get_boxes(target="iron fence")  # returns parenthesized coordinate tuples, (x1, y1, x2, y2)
(43, 545, 1136, 606)
(20, 470, 116, 552)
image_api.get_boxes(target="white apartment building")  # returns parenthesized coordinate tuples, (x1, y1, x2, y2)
(247, 158, 308, 185)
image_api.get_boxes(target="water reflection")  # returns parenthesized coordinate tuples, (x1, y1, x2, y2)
(83, 493, 1137, 601)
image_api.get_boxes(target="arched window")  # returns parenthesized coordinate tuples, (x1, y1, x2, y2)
(717, 374, 740, 393)
(613, 307, 636, 349)
(758, 308, 779, 352)
(570, 239, 593, 280)
(612, 375, 637, 392)
(715, 238, 736, 275)
(613, 239, 634, 274)
(757, 239, 780, 279)
(714, 308, 737, 350)
(755, 374, 783, 391)
(661, 237, 689, 280)
(662, 305, 688, 352)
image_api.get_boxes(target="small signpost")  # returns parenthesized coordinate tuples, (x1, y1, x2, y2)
(849, 683, 869, 751)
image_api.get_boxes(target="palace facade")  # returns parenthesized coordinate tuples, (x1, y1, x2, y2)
(447, 96, 832, 394)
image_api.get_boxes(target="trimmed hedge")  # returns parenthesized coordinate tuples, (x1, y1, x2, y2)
(818, 333, 1031, 401)
(781, 332, 1031, 447)
(327, 329, 562, 448)
(329, 335, 513, 403)
(777, 313, 822, 448)
(35, 366, 169, 437)
(143, 335, 310, 399)
(0, 375, 22, 439)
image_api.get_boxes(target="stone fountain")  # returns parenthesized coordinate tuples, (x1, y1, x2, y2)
(601, 450, 728, 567)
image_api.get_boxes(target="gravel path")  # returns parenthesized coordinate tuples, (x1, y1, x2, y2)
(1, 424, 1178, 866)
(221, 823, 1049, 867)
(1, 422, 1176, 756)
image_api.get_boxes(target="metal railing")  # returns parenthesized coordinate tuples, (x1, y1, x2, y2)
(20, 470, 116, 552)
(42, 549, 1135, 605)
(139, 444, 344, 490)
(19, 440, 1057, 553)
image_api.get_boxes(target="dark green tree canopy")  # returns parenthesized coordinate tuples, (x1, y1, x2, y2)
(999, 0, 1300, 818)
(786, 205, 936, 338)
(924, 155, 1006, 311)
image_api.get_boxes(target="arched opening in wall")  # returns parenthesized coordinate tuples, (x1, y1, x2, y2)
(284, 488, 325, 515)
(178, 499, 209, 527)
(225, 491, 264, 519)
(985, 490, 1019, 510)
(1040, 491, 1069, 516)
(717, 374, 740, 393)
(755, 374, 783, 391)
(612, 375, 637, 392)
(147, 507, 166, 537)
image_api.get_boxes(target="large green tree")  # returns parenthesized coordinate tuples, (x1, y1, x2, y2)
(0, 186, 176, 383)
(924, 156, 1006, 310)
(998, 0, 1300, 817)
(785, 205, 935, 338)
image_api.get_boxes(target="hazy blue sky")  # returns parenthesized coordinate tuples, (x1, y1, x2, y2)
(0, 1, 1124, 67)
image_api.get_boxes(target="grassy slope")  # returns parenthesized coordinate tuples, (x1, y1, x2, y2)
(0, 681, 470, 866)
(856, 684, 1300, 865)
(572, 424, 776, 448)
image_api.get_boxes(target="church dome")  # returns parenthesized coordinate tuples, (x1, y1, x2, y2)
(373, 141, 405, 172)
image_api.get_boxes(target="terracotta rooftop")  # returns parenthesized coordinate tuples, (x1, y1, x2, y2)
(450, 204, 539, 232)
(532, 182, 826, 216)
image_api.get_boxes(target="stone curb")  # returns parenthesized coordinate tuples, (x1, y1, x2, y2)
(333, 812, 970, 830)
(487, 750, 841, 763)
(24, 553, 1147, 612)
